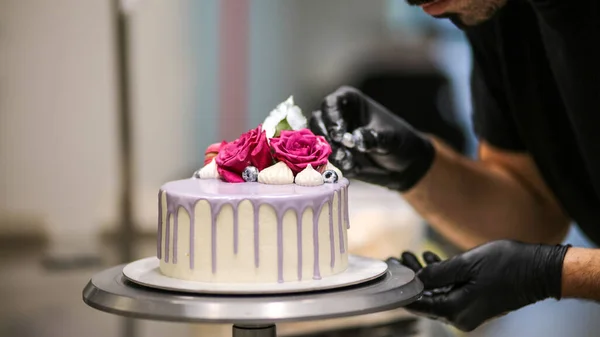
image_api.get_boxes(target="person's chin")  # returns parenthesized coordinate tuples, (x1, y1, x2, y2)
(433, 12, 469, 30)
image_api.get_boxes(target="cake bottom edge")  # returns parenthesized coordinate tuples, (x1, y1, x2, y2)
(158, 254, 349, 284)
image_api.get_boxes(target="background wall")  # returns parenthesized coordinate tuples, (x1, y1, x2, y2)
(128, 0, 219, 230)
(0, 0, 454, 247)
(0, 0, 119, 241)
(0, 0, 220, 237)
(248, 0, 392, 126)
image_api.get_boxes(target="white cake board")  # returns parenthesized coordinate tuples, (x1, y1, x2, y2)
(123, 255, 388, 294)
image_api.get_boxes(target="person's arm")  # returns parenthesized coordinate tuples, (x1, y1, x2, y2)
(562, 247, 600, 300)
(404, 139, 570, 250)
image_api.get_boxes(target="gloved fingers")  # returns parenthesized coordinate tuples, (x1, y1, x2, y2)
(309, 110, 333, 144)
(327, 146, 406, 190)
(329, 147, 391, 179)
(417, 256, 468, 289)
(385, 257, 402, 266)
(423, 251, 442, 265)
(400, 251, 423, 273)
(330, 147, 355, 172)
(422, 251, 449, 294)
(406, 286, 473, 330)
(405, 291, 454, 320)
(311, 111, 355, 174)
(321, 89, 351, 143)
(350, 127, 379, 153)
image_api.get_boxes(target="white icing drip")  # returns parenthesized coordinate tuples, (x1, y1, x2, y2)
(326, 161, 343, 179)
(295, 164, 324, 186)
(199, 158, 220, 179)
(258, 161, 294, 185)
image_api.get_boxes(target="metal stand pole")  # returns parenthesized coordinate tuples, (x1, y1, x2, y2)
(232, 324, 276, 337)
(111, 1, 136, 337)
(112, 0, 135, 264)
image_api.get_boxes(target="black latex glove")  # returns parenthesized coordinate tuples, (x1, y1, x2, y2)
(389, 240, 570, 332)
(310, 86, 435, 192)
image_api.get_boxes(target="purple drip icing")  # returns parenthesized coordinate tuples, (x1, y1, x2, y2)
(268, 199, 331, 283)
(343, 187, 350, 229)
(157, 190, 163, 259)
(312, 202, 323, 280)
(157, 178, 349, 282)
(328, 199, 335, 268)
(165, 210, 171, 263)
(164, 192, 200, 268)
(190, 209, 195, 269)
(173, 211, 179, 264)
(337, 190, 345, 254)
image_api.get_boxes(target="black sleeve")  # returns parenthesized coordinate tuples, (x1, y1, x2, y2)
(469, 50, 527, 152)
(528, 0, 594, 28)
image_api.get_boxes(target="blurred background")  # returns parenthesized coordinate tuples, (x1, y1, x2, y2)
(0, 0, 479, 336)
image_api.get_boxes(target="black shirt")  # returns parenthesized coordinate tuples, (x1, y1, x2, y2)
(463, 0, 600, 244)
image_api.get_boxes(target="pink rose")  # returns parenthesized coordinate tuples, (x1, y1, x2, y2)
(215, 125, 273, 183)
(204, 141, 228, 166)
(270, 129, 332, 174)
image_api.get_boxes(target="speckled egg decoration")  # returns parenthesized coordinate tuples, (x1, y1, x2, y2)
(322, 170, 338, 183)
(243, 166, 259, 182)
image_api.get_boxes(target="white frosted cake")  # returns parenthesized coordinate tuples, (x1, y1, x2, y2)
(157, 97, 350, 283)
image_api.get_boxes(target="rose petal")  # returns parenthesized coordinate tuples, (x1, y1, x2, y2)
(217, 166, 245, 183)
(270, 129, 333, 175)
(215, 126, 274, 182)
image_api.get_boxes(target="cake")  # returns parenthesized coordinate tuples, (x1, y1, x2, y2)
(157, 97, 350, 283)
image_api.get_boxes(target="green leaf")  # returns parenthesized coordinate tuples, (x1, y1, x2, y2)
(274, 119, 292, 137)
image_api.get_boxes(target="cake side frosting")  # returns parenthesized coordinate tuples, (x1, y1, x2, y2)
(158, 178, 349, 283)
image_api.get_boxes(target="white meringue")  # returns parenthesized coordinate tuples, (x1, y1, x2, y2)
(295, 164, 324, 186)
(258, 161, 294, 185)
(198, 158, 220, 179)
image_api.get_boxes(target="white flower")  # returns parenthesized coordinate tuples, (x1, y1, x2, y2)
(262, 96, 308, 139)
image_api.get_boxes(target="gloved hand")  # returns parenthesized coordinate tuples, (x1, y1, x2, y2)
(309, 86, 435, 192)
(390, 240, 571, 332)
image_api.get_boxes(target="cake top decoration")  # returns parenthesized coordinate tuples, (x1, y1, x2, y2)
(294, 164, 325, 187)
(270, 129, 331, 175)
(195, 96, 340, 185)
(215, 125, 273, 183)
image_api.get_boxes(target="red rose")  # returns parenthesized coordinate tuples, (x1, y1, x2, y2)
(215, 125, 273, 183)
(270, 129, 332, 174)
(204, 141, 227, 165)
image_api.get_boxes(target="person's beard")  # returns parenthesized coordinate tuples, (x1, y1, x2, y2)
(403, 0, 467, 28)
(439, 13, 470, 30)
(404, 0, 437, 5)
(404, 0, 503, 30)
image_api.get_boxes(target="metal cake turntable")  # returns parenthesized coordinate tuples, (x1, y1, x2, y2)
(82, 256, 423, 337)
